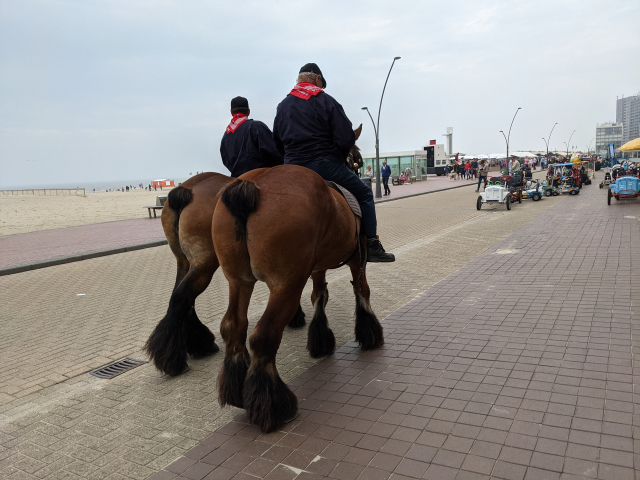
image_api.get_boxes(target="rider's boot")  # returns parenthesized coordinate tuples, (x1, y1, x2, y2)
(367, 237, 395, 263)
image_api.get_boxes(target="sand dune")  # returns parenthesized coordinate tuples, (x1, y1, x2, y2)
(0, 189, 173, 236)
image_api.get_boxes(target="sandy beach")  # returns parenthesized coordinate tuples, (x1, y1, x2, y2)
(0, 189, 173, 236)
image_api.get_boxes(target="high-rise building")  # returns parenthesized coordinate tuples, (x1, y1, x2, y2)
(595, 122, 624, 157)
(616, 93, 640, 144)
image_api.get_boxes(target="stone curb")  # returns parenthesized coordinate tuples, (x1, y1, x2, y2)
(0, 239, 168, 277)
(374, 180, 477, 204)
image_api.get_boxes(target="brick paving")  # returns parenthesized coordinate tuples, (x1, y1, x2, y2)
(150, 184, 640, 479)
(0, 218, 165, 269)
(0, 182, 564, 479)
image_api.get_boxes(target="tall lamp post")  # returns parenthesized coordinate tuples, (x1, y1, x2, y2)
(499, 107, 522, 170)
(563, 130, 576, 157)
(587, 138, 594, 155)
(362, 56, 401, 198)
(542, 122, 558, 158)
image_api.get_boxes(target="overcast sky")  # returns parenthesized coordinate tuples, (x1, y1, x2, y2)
(1, 0, 639, 187)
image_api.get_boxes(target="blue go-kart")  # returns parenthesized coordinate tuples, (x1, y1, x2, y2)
(608, 175, 640, 205)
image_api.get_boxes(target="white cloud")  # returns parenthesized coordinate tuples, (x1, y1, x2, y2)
(1, 0, 639, 186)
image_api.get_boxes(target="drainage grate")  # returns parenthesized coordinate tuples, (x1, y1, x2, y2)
(90, 357, 147, 379)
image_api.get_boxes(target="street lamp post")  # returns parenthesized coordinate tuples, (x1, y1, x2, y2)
(362, 56, 401, 198)
(542, 122, 558, 158)
(564, 130, 576, 157)
(499, 107, 521, 171)
(587, 138, 594, 155)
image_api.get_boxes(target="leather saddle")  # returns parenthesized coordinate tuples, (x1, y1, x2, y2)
(326, 181, 361, 218)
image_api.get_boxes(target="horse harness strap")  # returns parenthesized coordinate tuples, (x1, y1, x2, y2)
(325, 181, 364, 270)
(325, 181, 361, 218)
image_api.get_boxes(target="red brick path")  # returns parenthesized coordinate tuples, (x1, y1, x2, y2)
(0, 218, 164, 269)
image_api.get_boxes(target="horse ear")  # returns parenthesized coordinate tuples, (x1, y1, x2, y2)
(354, 123, 362, 141)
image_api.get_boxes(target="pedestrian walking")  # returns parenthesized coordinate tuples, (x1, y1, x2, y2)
(476, 160, 489, 192)
(381, 160, 391, 196)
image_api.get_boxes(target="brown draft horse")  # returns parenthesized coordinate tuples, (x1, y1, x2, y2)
(213, 163, 384, 433)
(144, 171, 306, 377)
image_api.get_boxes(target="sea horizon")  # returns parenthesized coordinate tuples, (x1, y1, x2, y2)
(0, 176, 202, 193)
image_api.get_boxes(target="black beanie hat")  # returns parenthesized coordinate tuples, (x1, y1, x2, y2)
(230, 96, 249, 110)
(299, 63, 326, 88)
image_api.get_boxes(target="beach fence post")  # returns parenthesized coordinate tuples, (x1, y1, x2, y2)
(1, 188, 86, 196)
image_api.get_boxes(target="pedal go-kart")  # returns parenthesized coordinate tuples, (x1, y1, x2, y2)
(559, 177, 580, 195)
(547, 163, 580, 195)
(522, 181, 543, 201)
(607, 175, 640, 205)
(540, 180, 559, 197)
(599, 171, 613, 189)
(477, 174, 523, 210)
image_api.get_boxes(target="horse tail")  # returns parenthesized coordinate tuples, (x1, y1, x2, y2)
(220, 179, 260, 239)
(166, 186, 193, 231)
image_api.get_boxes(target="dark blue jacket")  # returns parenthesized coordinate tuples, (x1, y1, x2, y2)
(220, 119, 283, 178)
(273, 92, 355, 165)
(381, 165, 391, 178)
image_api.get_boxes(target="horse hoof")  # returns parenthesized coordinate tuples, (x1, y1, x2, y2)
(244, 368, 298, 433)
(284, 410, 300, 424)
(190, 342, 220, 359)
(218, 354, 249, 409)
(288, 305, 306, 329)
(168, 364, 190, 377)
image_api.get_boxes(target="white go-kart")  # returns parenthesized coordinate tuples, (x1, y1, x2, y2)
(476, 175, 522, 211)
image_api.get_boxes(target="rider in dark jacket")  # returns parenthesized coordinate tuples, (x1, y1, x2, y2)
(273, 63, 394, 262)
(220, 96, 283, 178)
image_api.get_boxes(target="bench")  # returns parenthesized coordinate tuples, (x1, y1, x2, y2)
(145, 206, 163, 218)
(144, 195, 168, 218)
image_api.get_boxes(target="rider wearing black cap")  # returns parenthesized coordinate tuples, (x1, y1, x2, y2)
(220, 96, 283, 178)
(273, 63, 395, 262)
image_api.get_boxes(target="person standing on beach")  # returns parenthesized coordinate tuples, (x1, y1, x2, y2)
(220, 96, 283, 177)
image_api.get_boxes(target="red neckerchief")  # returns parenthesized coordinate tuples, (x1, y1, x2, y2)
(289, 82, 324, 100)
(226, 113, 249, 134)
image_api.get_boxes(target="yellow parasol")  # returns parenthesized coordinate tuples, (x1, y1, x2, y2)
(619, 137, 640, 151)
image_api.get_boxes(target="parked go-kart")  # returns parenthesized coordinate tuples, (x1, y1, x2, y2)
(559, 177, 580, 195)
(477, 174, 523, 210)
(540, 180, 559, 197)
(599, 171, 613, 189)
(522, 181, 543, 201)
(608, 175, 640, 205)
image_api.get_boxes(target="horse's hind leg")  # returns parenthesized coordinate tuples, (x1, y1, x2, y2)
(145, 260, 218, 376)
(349, 255, 384, 350)
(288, 305, 306, 329)
(244, 288, 303, 433)
(307, 270, 335, 358)
(218, 279, 254, 408)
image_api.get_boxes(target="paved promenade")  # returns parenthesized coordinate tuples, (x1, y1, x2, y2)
(2, 174, 634, 480)
(151, 184, 640, 479)
(0, 180, 564, 479)
(0, 173, 488, 273)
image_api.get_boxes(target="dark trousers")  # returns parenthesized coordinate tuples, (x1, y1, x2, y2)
(477, 175, 486, 190)
(382, 177, 390, 195)
(304, 160, 377, 238)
